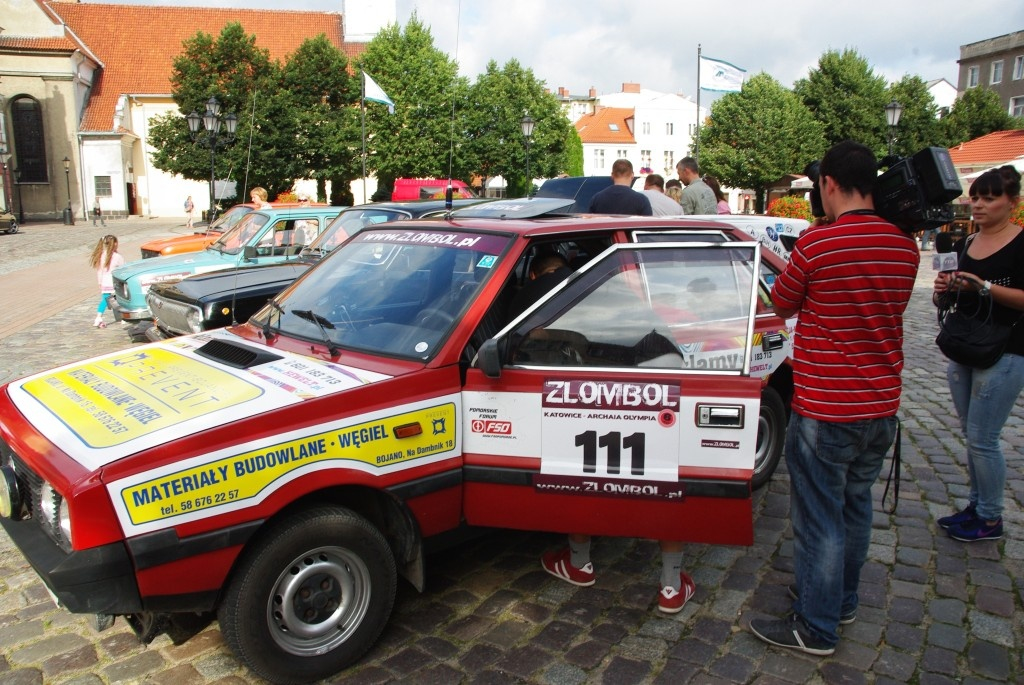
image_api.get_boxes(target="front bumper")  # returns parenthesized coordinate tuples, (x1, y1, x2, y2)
(0, 515, 142, 614)
(112, 300, 152, 322)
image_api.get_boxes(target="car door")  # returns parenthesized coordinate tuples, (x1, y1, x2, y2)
(461, 242, 763, 546)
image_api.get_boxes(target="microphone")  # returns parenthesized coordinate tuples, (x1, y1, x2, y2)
(933, 231, 958, 272)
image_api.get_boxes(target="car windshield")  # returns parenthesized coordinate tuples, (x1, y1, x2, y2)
(210, 213, 270, 254)
(208, 204, 253, 234)
(254, 227, 514, 360)
(307, 208, 410, 255)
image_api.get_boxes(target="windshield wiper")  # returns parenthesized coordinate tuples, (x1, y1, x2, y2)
(292, 309, 340, 357)
(262, 300, 285, 341)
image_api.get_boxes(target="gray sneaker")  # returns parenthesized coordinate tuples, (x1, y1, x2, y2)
(749, 613, 835, 656)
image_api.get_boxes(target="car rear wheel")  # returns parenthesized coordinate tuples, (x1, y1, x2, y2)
(752, 387, 786, 490)
(218, 506, 397, 684)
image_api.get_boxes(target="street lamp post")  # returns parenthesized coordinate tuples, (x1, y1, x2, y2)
(884, 99, 903, 158)
(62, 156, 74, 225)
(13, 167, 23, 223)
(520, 112, 535, 197)
(186, 96, 237, 224)
(0, 151, 10, 215)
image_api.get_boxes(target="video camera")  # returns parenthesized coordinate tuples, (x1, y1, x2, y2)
(804, 147, 962, 233)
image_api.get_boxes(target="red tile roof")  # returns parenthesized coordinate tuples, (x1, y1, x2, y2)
(0, 35, 80, 52)
(948, 129, 1024, 169)
(43, 2, 364, 132)
(575, 107, 636, 144)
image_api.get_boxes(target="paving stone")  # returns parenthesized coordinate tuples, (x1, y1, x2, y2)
(493, 645, 552, 680)
(708, 652, 756, 682)
(973, 586, 1015, 618)
(967, 640, 1010, 681)
(871, 646, 917, 681)
(598, 655, 650, 684)
(820, 661, 868, 685)
(101, 650, 165, 683)
(9, 634, 91, 666)
(968, 610, 1015, 648)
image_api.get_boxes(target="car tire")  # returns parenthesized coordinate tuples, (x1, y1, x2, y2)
(751, 387, 786, 491)
(218, 506, 397, 685)
(5, 221, 16, 234)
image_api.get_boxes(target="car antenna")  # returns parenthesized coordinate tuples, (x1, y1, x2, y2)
(444, 1, 463, 220)
(230, 89, 260, 328)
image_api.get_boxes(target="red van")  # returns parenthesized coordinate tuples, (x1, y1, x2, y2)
(391, 178, 474, 201)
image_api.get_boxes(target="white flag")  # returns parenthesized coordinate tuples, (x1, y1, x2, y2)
(363, 71, 395, 114)
(699, 56, 746, 93)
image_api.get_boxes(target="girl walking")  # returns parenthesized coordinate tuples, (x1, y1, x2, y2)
(89, 234, 125, 328)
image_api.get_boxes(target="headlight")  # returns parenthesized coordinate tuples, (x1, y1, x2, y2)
(186, 307, 204, 333)
(39, 482, 72, 550)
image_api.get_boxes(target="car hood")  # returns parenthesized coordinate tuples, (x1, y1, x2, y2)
(6, 328, 393, 472)
(114, 248, 231, 281)
(152, 262, 314, 302)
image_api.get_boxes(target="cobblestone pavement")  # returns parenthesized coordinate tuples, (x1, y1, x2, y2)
(0, 219, 1021, 684)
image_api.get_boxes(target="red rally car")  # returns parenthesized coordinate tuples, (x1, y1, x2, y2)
(0, 199, 797, 684)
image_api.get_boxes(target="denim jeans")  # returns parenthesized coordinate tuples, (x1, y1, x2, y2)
(786, 412, 898, 646)
(946, 353, 1024, 521)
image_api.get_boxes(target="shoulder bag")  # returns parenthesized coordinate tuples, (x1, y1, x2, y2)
(935, 235, 1017, 368)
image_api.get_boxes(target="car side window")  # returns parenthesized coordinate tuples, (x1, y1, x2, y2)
(506, 244, 758, 371)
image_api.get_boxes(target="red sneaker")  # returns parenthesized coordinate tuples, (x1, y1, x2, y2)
(541, 548, 595, 587)
(658, 571, 696, 614)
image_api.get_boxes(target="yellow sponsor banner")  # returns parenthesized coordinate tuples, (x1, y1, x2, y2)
(120, 402, 457, 525)
(21, 349, 263, 448)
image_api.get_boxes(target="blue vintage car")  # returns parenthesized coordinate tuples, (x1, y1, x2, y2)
(111, 205, 343, 321)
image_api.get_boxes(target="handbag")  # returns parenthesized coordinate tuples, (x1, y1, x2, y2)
(935, 291, 1013, 368)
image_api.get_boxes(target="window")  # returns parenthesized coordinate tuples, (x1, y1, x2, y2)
(991, 60, 1004, 85)
(642, 122, 650, 135)
(967, 66, 979, 88)
(11, 96, 47, 183)
(616, 149, 629, 160)
(663, 151, 675, 172)
(608, 123, 619, 132)
(593, 149, 605, 169)
(1014, 56, 1024, 80)
(95, 176, 112, 197)
(666, 122, 674, 135)
(1012, 96, 1024, 118)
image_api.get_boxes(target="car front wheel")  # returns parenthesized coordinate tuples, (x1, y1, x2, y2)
(218, 506, 397, 684)
(752, 387, 786, 490)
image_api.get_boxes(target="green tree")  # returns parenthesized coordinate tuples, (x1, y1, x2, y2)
(699, 73, 826, 212)
(356, 14, 469, 197)
(281, 36, 359, 205)
(794, 49, 889, 155)
(462, 59, 572, 197)
(940, 86, 1015, 146)
(148, 23, 298, 202)
(564, 127, 584, 177)
(885, 76, 942, 157)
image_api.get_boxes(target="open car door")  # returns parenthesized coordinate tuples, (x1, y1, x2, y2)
(462, 242, 764, 545)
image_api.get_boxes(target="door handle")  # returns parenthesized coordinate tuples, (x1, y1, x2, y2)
(696, 404, 744, 428)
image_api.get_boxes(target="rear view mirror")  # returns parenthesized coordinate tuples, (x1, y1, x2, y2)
(476, 339, 502, 378)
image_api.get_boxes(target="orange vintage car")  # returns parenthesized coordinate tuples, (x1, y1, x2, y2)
(140, 202, 316, 259)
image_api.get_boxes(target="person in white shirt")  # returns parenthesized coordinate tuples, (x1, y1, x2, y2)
(642, 174, 684, 216)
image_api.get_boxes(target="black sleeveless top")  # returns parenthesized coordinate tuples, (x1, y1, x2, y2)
(953, 230, 1024, 357)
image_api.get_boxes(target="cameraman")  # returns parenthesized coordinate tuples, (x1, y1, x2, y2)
(750, 140, 920, 655)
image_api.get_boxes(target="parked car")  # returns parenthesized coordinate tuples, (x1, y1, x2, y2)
(0, 209, 795, 684)
(144, 198, 491, 340)
(139, 202, 326, 259)
(391, 177, 474, 201)
(111, 205, 344, 321)
(0, 206, 17, 234)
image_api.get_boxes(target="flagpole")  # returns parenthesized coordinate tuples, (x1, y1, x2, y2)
(361, 71, 367, 204)
(695, 44, 701, 168)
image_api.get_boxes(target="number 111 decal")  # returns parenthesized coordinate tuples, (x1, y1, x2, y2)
(575, 430, 646, 476)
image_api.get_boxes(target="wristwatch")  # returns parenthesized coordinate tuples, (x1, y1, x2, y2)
(979, 280, 992, 295)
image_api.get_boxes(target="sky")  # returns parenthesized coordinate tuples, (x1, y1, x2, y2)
(101, 0, 1023, 103)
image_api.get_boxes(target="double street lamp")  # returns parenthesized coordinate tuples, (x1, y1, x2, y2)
(62, 156, 74, 225)
(186, 97, 237, 223)
(520, 112, 535, 197)
(884, 99, 903, 158)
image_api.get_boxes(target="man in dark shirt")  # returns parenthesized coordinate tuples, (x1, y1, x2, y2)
(587, 159, 653, 215)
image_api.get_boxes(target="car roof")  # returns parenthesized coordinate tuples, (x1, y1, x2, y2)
(338, 198, 491, 218)
(361, 214, 748, 239)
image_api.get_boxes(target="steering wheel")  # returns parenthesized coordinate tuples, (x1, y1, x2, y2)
(415, 308, 456, 330)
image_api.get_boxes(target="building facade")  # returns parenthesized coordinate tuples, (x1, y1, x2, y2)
(958, 31, 1024, 117)
(0, 0, 383, 223)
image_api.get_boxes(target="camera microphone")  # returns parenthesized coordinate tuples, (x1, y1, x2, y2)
(933, 231, 958, 272)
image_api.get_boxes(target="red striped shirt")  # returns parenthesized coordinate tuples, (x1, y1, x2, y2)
(771, 214, 920, 421)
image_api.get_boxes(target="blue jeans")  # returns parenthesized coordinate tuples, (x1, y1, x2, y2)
(946, 353, 1024, 521)
(786, 412, 898, 646)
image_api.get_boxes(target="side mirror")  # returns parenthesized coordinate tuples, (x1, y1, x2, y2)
(477, 339, 502, 378)
(243, 245, 257, 261)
